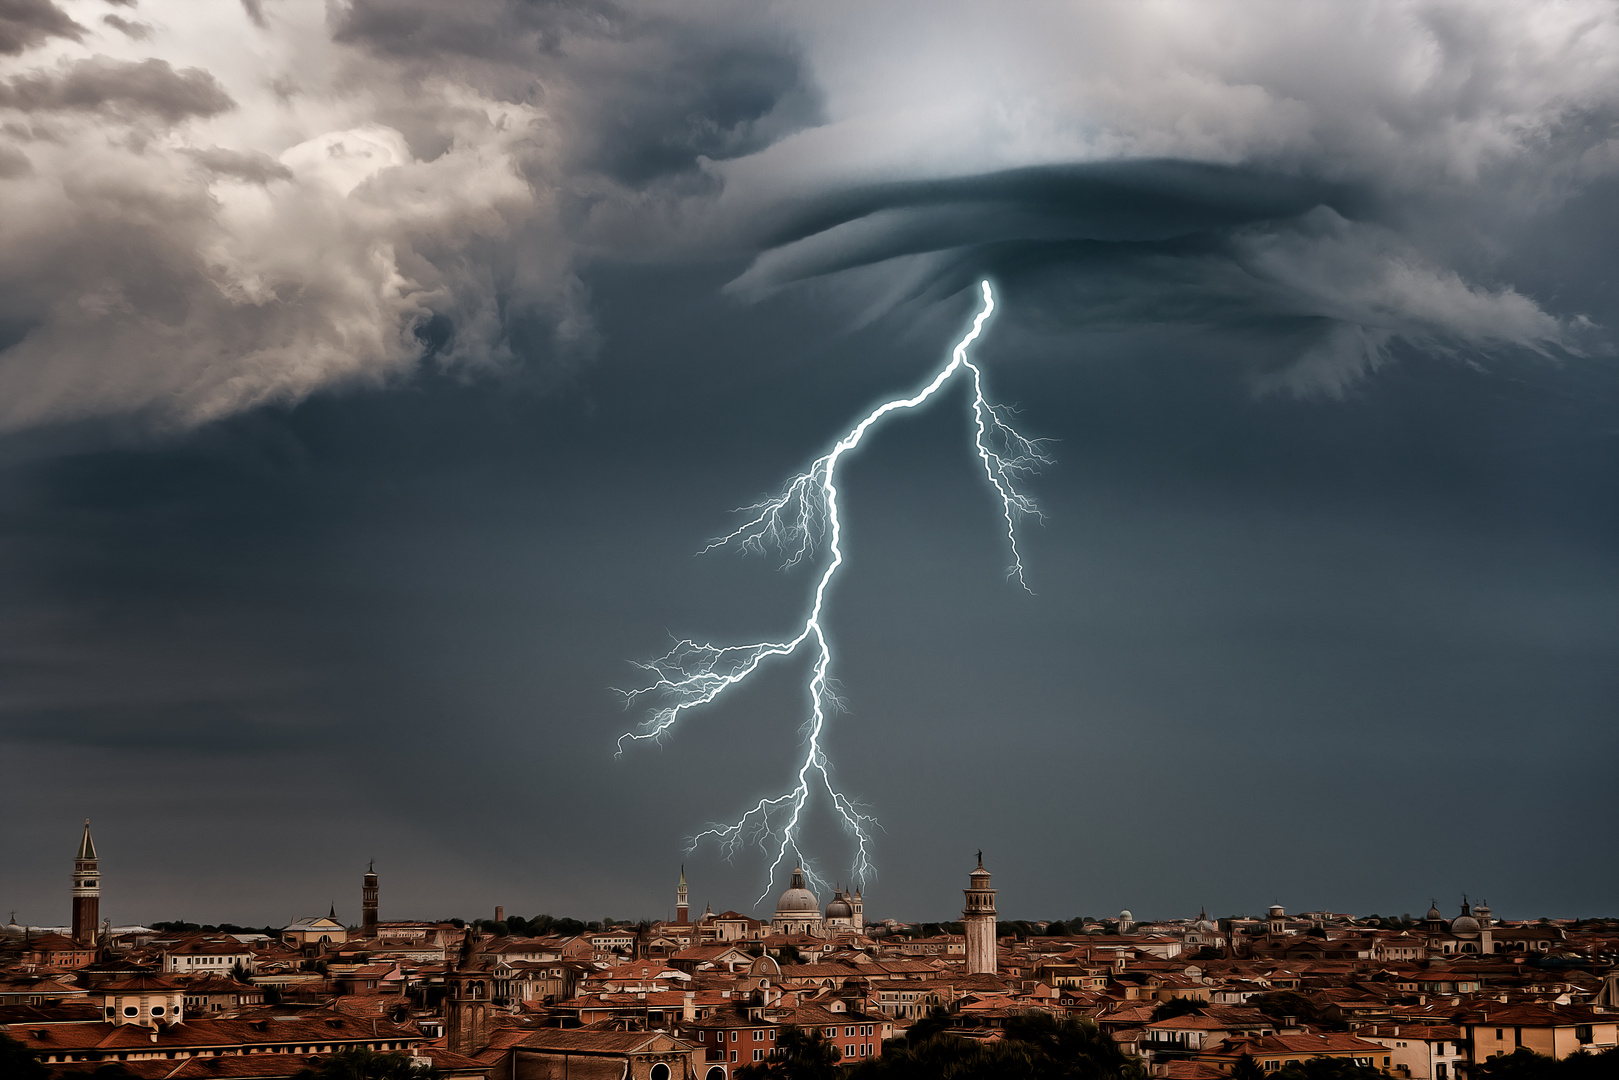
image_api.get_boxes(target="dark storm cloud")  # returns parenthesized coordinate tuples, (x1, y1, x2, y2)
(0, 0, 81, 56)
(239, 0, 267, 30)
(335, 0, 820, 187)
(752, 161, 1356, 253)
(0, 0, 823, 432)
(0, 142, 27, 176)
(724, 163, 1588, 395)
(101, 15, 152, 41)
(0, 56, 234, 122)
(332, 0, 612, 63)
(182, 145, 293, 184)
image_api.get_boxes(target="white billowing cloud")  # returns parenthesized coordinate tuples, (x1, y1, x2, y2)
(1234, 209, 1584, 395)
(0, 0, 581, 431)
(717, 0, 1619, 197)
(694, 0, 1617, 393)
(0, 0, 1614, 428)
(278, 125, 412, 197)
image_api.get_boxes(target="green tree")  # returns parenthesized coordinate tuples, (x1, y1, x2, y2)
(849, 1013, 1145, 1080)
(1273, 1058, 1385, 1080)
(0, 1033, 47, 1080)
(736, 1025, 841, 1080)
(1229, 1056, 1266, 1080)
(1561, 1048, 1619, 1079)
(902, 1007, 955, 1044)
(291, 1048, 442, 1079)
(1000, 1012, 1144, 1080)
(1465, 1050, 1559, 1080)
(1151, 997, 1203, 1021)
(1251, 991, 1333, 1030)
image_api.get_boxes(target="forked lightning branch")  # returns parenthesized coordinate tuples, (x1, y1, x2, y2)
(617, 281, 1050, 905)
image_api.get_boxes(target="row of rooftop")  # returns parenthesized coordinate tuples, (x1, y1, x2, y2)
(3, 822, 1617, 1078)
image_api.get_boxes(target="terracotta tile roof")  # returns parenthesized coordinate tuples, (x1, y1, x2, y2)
(516, 1028, 695, 1054)
(45, 1053, 329, 1078)
(1205, 1032, 1388, 1058)
(4, 1011, 423, 1054)
(1146, 1014, 1239, 1030)
(102, 974, 185, 992)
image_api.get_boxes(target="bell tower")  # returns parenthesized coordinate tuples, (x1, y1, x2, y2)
(962, 853, 997, 975)
(676, 866, 689, 925)
(72, 820, 100, 947)
(362, 862, 378, 938)
(445, 929, 489, 1056)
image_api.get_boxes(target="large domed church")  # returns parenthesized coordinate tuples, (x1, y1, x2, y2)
(769, 868, 865, 937)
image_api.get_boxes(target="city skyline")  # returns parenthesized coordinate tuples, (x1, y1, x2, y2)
(2, 821, 1606, 932)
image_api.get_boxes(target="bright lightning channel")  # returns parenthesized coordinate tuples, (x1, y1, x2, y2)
(617, 281, 1050, 905)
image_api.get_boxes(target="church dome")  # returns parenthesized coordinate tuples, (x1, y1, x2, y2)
(826, 897, 852, 919)
(1426, 903, 1444, 921)
(775, 868, 820, 916)
(1450, 915, 1480, 933)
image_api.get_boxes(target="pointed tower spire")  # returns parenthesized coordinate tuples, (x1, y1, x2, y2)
(72, 819, 101, 947)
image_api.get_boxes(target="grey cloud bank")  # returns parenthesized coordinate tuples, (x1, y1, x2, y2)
(0, 1, 1614, 427)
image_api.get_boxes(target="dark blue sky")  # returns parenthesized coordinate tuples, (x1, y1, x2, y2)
(0, 0, 1615, 929)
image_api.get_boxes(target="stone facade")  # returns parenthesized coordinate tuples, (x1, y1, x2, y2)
(962, 857, 997, 975)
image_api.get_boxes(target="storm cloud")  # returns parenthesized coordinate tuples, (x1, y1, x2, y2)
(0, 0, 81, 57)
(0, 0, 1613, 429)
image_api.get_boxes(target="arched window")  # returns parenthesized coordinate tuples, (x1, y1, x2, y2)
(706, 1068, 726, 1080)
(650, 1064, 671, 1080)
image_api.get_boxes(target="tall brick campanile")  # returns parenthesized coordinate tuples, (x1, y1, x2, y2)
(72, 820, 100, 947)
(362, 861, 379, 938)
(963, 854, 997, 975)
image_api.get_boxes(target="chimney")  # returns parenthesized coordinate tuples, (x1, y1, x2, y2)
(495, 907, 504, 925)
(683, 991, 695, 1023)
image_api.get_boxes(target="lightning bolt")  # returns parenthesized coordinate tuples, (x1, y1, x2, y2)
(618, 281, 1049, 905)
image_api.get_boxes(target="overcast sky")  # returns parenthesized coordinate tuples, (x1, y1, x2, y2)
(1, 0, 1616, 930)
